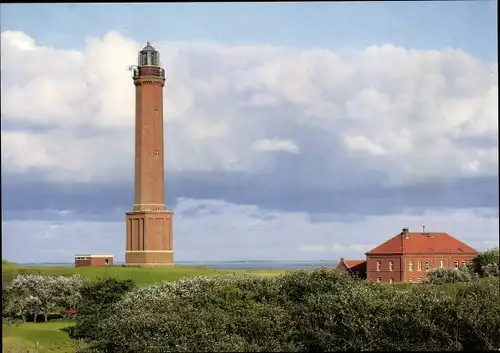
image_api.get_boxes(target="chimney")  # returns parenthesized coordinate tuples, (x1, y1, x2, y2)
(402, 227, 409, 239)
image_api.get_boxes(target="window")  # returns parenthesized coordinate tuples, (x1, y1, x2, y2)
(461, 261, 466, 268)
(440, 260, 444, 268)
(376, 261, 381, 271)
(454, 261, 459, 269)
(151, 52, 159, 66)
(425, 261, 430, 271)
(376, 277, 382, 283)
(417, 277, 422, 282)
(140, 52, 147, 65)
(389, 277, 394, 284)
(409, 261, 413, 272)
(417, 261, 422, 271)
(105, 259, 110, 265)
(389, 261, 394, 272)
(409, 277, 414, 283)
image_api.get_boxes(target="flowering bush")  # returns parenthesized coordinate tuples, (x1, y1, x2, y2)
(426, 267, 478, 284)
(481, 262, 500, 277)
(77, 269, 500, 352)
(4, 274, 85, 322)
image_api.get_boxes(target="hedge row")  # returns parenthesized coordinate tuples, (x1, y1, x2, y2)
(74, 268, 500, 352)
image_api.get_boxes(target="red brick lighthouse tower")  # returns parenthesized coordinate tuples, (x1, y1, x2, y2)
(125, 42, 174, 266)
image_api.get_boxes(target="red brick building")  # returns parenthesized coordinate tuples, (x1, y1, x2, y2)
(74, 254, 114, 268)
(365, 228, 479, 283)
(125, 42, 174, 266)
(336, 258, 367, 278)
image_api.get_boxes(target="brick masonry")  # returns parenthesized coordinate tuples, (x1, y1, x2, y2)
(125, 50, 173, 266)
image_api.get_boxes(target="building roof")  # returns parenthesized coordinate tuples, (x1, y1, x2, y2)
(366, 230, 478, 255)
(336, 258, 367, 275)
(74, 254, 114, 258)
(342, 259, 366, 268)
(141, 41, 156, 52)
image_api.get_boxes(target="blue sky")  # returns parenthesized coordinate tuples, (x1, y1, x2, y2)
(1, 2, 497, 59)
(1, 2, 498, 263)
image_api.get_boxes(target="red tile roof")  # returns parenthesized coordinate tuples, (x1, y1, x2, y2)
(343, 260, 366, 268)
(366, 232, 478, 255)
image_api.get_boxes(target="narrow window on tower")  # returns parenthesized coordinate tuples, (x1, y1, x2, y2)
(155, 106, 158, 112)
(155, 150, 160, 158)
(141, 52, 147, 66)
(151, 52, 158, 66)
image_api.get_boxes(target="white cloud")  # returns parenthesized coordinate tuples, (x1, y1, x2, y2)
(301, 244, 373, 254)
(2, 198, 498, 263)
(252, 138, 301, 154)
(343, 135, 385, 156)
(0, 31, 497, 185)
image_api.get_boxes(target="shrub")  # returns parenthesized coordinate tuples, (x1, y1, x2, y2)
(71, 277, 134, 341)
(481, 262, 500, 277)
(78, 268, 500, 352)
(4, 274, 85, 322)
(81, 275, 299, 352)
(454, 277, 500, 350)
(472, 246, 500, 277)
(426, 267, 478, 284)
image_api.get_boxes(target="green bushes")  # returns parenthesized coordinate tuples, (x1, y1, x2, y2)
(454, 277, 500, 350)
(471, 246, 499, 277)
(70, 278, 134, 341)
(3, 274, 85, 322)
(426, 266, 478, 284)
(76, 268, 500, 352)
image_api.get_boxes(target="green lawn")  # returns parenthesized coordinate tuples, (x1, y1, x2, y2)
(2, 261, 287, 288)
(2, 261, 286, 351)
(2, 320, 80, 353)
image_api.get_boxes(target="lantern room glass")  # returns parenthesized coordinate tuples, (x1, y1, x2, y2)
(138, 42, 160, 67)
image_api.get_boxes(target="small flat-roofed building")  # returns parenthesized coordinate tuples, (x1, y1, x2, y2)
(74, 254, 114, 268)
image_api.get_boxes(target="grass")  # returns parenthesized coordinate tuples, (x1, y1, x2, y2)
(1, 260, 287, 288)
(2, 320, 80, 353)
(2, 261, 287, 351)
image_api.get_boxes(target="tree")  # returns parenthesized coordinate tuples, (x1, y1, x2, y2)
(471, 247, 499, 277)
(5, 274, 86, 322)
(71, 277, 134, 340)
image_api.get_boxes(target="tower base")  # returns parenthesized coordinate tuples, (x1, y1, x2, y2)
(125, 210, 174, 266)
(125, 251, 174, 267)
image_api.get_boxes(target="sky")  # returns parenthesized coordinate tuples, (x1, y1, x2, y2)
(1, 2, 498, 263)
